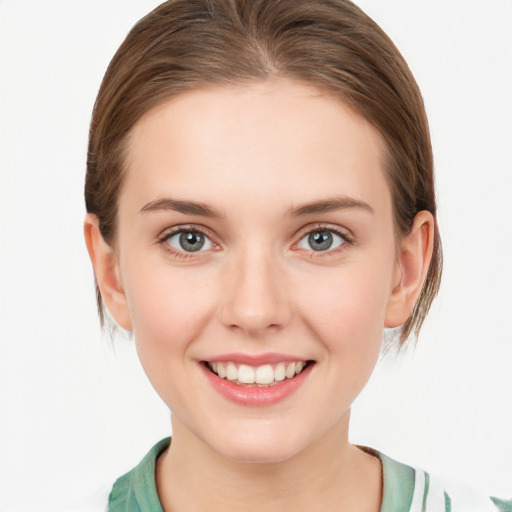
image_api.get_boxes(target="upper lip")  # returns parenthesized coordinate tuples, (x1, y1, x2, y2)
(201, 353, 310, 366)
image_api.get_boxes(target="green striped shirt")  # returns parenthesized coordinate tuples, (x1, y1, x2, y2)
(108, 438, 511, 512)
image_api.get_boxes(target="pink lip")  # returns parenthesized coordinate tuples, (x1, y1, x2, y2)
(199, 360, 314, 407)
(203, 352, 308, 366)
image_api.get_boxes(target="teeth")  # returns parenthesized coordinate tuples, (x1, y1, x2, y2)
(207, 360, 309, 386)
(285, 362, 296, 379)
(217, 362, 227, 379)
(238, 364, 255, 384)
(226, 362, 238, 381)
(255, 364, 274, 384)
(274, 363, 286, 381)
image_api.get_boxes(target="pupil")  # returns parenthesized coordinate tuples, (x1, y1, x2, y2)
(309, 231, 332, 251)
(180, 231, 204, 252)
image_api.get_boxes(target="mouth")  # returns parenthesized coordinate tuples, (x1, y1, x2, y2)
(203, 360, 314, 387)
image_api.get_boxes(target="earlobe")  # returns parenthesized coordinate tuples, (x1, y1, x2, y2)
(385, 211, 435, 328)
(83, 214, 133, 331)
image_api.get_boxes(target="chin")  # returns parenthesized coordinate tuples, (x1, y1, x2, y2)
(200, 421, 317, 465)
(219, 441, 303, 464)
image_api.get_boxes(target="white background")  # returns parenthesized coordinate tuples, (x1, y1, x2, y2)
(0, 1, 511, 510)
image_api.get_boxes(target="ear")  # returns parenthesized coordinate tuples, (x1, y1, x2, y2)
(84, 213, 133, 331)
(385, 211, 435, 328)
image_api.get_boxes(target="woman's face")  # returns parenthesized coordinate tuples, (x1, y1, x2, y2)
(113, 79, 402, 462)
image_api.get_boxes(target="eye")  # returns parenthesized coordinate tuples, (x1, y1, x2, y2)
(165, 230, 213, 253)
(297, 229, 345, 252)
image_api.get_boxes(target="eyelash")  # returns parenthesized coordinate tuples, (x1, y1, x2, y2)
(294, 223, 353, 257)
(157, 223, 353, 260)
(158, 225, 217, 260)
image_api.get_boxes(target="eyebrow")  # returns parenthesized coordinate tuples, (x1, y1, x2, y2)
(139, 198, 223, 218)
(289, 196, 374, 216)
(138, 195, 373, 218)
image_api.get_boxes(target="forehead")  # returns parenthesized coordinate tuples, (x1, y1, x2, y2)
(121, 79, 391, 218)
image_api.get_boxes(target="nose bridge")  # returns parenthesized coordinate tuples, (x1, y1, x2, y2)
(220, 243, 290, 335)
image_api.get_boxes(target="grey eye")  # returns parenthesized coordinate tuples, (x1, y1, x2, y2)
(166, 231, 213, 252)
(298, 230, 344, 252)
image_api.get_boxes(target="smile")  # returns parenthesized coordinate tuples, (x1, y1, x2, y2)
(206, 361, 310, 387)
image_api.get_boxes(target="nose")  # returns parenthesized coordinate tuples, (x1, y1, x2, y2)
(219, 247, 291, 337)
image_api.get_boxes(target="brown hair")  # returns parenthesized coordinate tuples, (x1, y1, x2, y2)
(85, 0, 442, 346)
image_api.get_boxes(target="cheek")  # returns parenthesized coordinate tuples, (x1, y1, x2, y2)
(286, 263, 392, 433)
(123, 264, 216, 366)
(122, 265, 221, 411)
(297, 257, 394, 352)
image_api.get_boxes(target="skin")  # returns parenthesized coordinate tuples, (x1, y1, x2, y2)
(85, 79, 434, 512)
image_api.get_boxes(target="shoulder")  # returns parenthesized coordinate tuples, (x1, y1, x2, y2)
(377, 450, 511, 512)
(108, 437, 170, 512)
(425, 472, 511, 512)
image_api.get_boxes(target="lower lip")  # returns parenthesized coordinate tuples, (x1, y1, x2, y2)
(200, 363, 313, 407)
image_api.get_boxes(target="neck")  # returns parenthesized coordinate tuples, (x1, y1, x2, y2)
(156, 413, 382, 512)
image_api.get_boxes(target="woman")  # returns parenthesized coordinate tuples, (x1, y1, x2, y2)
(83, 1, 511, 510)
